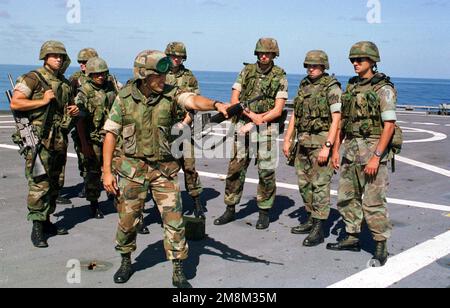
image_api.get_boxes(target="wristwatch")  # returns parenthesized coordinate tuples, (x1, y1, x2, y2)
(325, 141, 332, 149)
(374, 150, 383, 158)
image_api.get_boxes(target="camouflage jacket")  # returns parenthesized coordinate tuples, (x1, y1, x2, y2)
(166, 66, 200, 122)
(69, 70, 87, 93)
(75, 78, 118, 144)
(104, 80, 196, 183)
(341, 73, 398, 164)
(233, 62, 288, 116)
(294, 74, 342, 148)
(14, 67, 73, 151)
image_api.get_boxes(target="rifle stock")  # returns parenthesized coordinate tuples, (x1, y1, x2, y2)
(7, 74, 47, 178)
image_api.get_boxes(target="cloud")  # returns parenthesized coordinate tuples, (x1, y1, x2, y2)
(197, 0, 226, 8)
(52, 0, 68, 9)
(0, 10, 10, 19)
(9, 24, 35, 30)
(422, 0, 448, 7)
(349, 16, 367, 22)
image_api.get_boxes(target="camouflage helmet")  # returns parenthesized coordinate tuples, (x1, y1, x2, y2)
(254, 38, 280, 57)
(77, 48, 99, 62)
(304, 50, 330, 70)
(39, 40, 68, 60)
(349, 41, 380, 62)
(133, 50, 172, 80)
(85, 57, 109, 76)
(165, 42, 187, 60)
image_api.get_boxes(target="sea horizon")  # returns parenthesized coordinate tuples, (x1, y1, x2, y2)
(1, 64, 449, 110)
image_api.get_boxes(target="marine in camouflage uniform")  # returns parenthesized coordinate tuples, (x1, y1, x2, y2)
(75, 57, 117, 219)
(214, 38, 288, 230)
(327, 41, 397, 267)
(10, 41, 78, 248)
(284, 50, 342, 247)
(165, 42, 205, 219)
(102, 50, 227, 287)
(69, 48, 99, 198)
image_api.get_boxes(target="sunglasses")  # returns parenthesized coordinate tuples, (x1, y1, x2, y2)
(91, 72, 107, 78)
(350, 57, 369, 63)
(78, 61, 87, 65)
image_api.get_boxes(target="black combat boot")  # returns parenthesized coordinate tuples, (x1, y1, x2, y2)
(137, 224, 150, 235)
(90, 201, 104, 219)
(172, 260, 192, 288)
(371, 240, 388, 267)
(78, 181, 86, 198)
(213, 206, 235, 226)
(256, 209, 270, 230)
(43, 217, 68, 236)
(303, 219, 324, 247)
(193, 197, 206, 219)
(113, 253, 134, 284)
(31, 221, 48, 248)
(326, 234, 361, 252)
(56, 195, 72, 205)
(291, 213, 313, 234)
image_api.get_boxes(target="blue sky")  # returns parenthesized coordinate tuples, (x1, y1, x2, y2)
(0, 0, 449, 79)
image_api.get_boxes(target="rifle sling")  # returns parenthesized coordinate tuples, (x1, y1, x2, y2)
(31, 70, 57, 140)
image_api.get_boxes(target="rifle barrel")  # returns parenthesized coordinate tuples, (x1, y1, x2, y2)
(8, 74, 15, 90)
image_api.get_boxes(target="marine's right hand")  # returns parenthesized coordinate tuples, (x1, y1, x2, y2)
(103, 172, 119, 196)
(215, 102, 229, 119)
(283, 140, 291, 158)
(43, 90, 55, 104)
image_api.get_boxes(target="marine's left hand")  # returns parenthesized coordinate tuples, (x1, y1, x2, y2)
(364, 156, 380, 177)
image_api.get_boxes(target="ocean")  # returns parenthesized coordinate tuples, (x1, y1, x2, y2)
(1, 64, 449, 111)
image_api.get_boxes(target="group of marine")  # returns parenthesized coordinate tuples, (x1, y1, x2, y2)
(8, 37, 400, 288)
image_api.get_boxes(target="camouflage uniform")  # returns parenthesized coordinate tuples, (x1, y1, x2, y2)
(13, 41, 73, 223)
(75, 58, 117, 203)
(104, 69, 190, 260)
(294, 73, 342, 221)
(69, 48, 99, 180)
(224, 38, 288, 213)
(165, 42, 203, 199)
(338, 72, 396, 241)
(106, 50, 220, 287)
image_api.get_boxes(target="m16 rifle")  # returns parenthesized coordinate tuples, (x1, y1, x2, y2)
(6, 74, 46, 178)
(201, 95, 288, 136)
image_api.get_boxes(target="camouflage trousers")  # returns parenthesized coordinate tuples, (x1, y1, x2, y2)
(224, 125, 278, 210)
(115, 162, 188, 260)
(26, 147, 67, 222)
(295, 146, 334, 220)
(71, 129, 87, 178)
(337, 159, 392, 241)
(84, 143, 103, 202)
(178, 138, 203, 198)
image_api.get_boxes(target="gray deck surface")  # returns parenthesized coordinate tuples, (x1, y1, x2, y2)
(0, 111, 449, 288)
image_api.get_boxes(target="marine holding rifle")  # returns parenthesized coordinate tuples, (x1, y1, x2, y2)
(214, 38, 288, 230)
(9, 41, 79, 248)
(102, 50, 228, 287)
